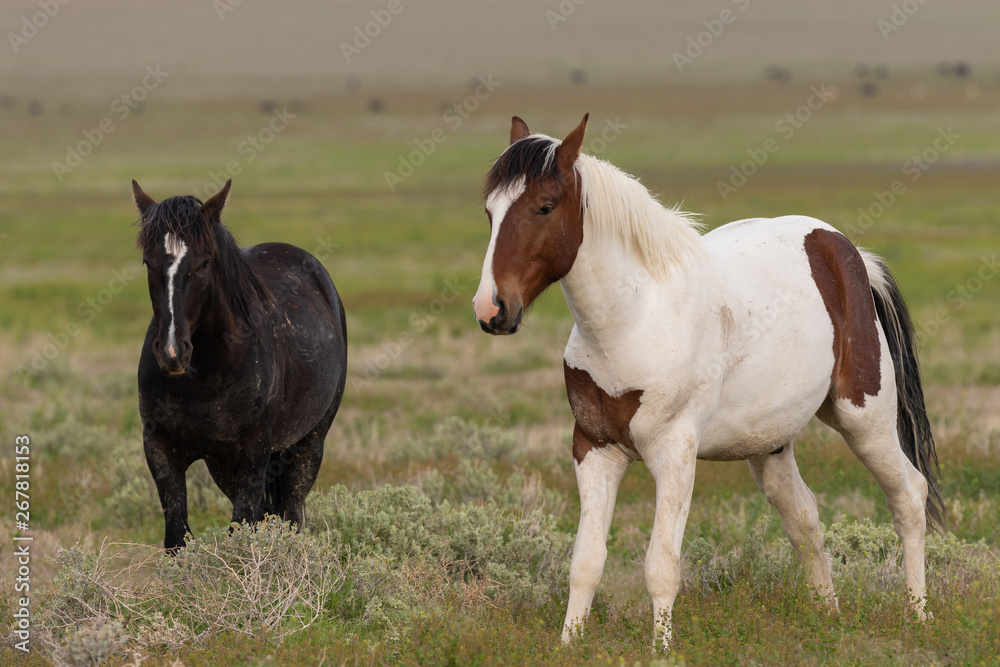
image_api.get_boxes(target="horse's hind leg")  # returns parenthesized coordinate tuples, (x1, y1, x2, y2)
(273, 409, 334, 531)
(820, 392, 929, 617)
(747, 442, 837, 608)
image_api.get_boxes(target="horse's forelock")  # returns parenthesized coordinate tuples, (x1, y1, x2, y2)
(483, 135, 562, 200)
(135, 196, 214, 255)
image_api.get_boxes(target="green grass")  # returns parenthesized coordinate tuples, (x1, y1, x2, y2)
(1, 79, 999, 664)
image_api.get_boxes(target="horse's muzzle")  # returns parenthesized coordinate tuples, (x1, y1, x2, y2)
(477, 297, 522, 335)
(152, 338, 193, 375)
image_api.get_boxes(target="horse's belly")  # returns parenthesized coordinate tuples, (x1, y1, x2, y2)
(697, 413, 812, 460)
(697, 372, 830, 460)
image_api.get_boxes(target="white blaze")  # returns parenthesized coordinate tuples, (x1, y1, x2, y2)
(164, 232, 188, 358)
(474, 179, 525, 321)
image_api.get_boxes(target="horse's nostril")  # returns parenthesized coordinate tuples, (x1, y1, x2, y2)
(511, 307, 523, 333)
(496, 297, 507, 320)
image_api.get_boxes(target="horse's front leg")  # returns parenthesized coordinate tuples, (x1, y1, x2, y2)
(143, 434, 191, 553)
(643, 430, 698, 651)
(561, 426, 630, 643)
(228, 431, 272, 528)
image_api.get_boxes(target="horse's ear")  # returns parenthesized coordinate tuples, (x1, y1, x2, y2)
(556, 113, 589, 173)
(201, 179, 231, 222)
(510, 116, 531, 144)
(132, 180, 155, 215)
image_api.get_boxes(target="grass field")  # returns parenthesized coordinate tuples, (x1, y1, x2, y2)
(1, 68, 1000, 665)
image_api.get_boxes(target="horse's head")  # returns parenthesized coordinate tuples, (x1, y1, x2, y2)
(474, 114, 589, 335)
(133, 179, 231, 375)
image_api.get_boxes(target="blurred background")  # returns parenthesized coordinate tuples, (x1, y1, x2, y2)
(4, 0, 1000, 92)
(1, 1, 999, 662)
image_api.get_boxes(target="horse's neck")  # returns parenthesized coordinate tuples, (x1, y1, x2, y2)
(194, 288, 256, 368)
(560, 230, 709, 348)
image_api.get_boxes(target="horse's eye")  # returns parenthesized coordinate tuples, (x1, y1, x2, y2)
(538, 204, 555, 215)
(197, 259, 210, 271)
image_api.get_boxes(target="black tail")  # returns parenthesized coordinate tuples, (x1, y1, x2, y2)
(865, 254, 945, 528)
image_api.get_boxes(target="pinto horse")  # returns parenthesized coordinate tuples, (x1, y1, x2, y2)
(473, 116, 943, 648)
(133, 180, 347, 552)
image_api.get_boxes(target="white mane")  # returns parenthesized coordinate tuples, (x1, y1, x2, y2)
(574, 152, 704, 279)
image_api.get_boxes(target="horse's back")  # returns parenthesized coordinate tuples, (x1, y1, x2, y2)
(702, 215, 846, 305)
(703, 214, 837, 257)
(245, 241, 338, 301)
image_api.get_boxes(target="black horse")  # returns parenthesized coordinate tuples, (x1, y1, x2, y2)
(133, 179, 347, 552)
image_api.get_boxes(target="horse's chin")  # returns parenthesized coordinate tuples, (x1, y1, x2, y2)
(155, 358, 190, 376)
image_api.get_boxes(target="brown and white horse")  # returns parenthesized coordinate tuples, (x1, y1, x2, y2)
(473, 115, 943, 648)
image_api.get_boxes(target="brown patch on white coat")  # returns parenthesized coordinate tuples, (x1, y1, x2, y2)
(803, 228, 881, 407)
(564, 361, 643, 463)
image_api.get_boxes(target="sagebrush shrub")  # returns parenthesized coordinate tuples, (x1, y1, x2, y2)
(685, 516, 1000, 605)
(685, 514, 795, 593)
(30, 542, 151, 664)
(311, 484, 440, 558)
(390, 416, 518, 462)
(61, 620, 126, 667)
(824, 517, 899, 565)
(311, 483, 572, 606)
(154, 517, 347, 638)
(28, 479, 573, 662)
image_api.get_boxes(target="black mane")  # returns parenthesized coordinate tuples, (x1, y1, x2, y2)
(483, 135, 564, 199)
(135, 196, 269, 323)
